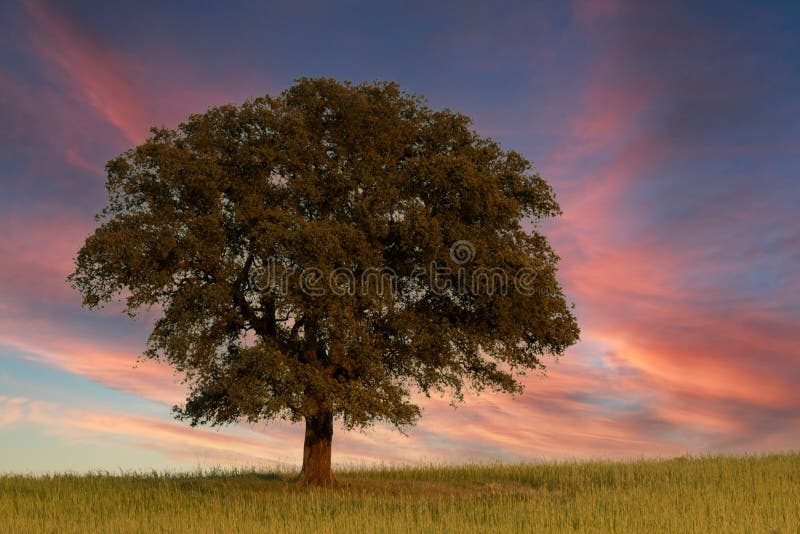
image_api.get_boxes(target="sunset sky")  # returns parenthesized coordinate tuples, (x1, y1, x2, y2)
(1, 0, 799, 472)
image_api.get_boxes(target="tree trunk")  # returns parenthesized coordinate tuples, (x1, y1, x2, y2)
(297, 410, 335, 487)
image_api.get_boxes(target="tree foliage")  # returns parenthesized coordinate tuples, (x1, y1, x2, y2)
(69, 78, 579, 483)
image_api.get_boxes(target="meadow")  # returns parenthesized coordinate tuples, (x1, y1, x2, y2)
(1, 453, 798, 533)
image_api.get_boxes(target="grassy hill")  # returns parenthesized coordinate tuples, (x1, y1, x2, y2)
(2, 453, 798, 533)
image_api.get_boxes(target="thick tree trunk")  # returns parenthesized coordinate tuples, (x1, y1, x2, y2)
(297, 410, 335, 487)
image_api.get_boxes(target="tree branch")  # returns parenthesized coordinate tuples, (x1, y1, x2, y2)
(231, 251, 276, 339)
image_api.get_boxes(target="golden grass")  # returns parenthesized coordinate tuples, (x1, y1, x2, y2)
(2, 453, 798, 533)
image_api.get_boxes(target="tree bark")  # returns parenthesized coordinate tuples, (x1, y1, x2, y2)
(297, 410, 335, 487)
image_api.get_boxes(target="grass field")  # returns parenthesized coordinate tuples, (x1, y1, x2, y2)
(2, 453, 798, 533)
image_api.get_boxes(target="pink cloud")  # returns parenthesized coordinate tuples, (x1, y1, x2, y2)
(532, 14, 800, 455)
(24, 0, 151, 144)
(6, 397, 295, 466)
(0, 325, 183, 406)
(0, 214, 90, 299)
(0, 397, 28, 428)
(20, 0, 264, 152)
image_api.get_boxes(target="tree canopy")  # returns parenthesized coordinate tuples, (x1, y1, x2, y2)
(69, 78, 579, 485)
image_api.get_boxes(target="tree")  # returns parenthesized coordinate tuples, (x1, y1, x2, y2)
(69, 78, 579, 486)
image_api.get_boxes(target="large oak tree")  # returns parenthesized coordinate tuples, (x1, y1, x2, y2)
(69, 78, 579, 486)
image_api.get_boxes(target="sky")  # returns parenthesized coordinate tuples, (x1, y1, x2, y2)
(1, 0, 799, 473)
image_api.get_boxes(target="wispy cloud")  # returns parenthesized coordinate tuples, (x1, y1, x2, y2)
(23, 0, 151, 144)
